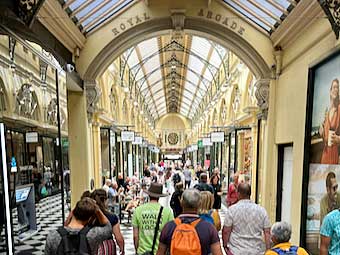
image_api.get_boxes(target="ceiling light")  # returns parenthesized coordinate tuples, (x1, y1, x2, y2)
(134, 101, 138, 106)
(221, 86, 228, 92)
(140, 110, 144, 115)
(145, 117, 148, 121)
(172, 86, 175, 89)
(124, 87, 129, 93)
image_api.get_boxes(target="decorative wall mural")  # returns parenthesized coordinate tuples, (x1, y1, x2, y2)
(168, 132, 179, 145)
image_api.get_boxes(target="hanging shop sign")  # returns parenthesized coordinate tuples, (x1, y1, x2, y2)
(197, 140, 203, 148)
(121, 131, 135, 142)
(202, 137, 213, 146)
(133, 136, 143, 145)
(211, 132, 225, 142)
(142, 140, 148, 147)
(191, 144, 198, 151)
(26, 132, 38, 143)
(154, 148, 160, 154)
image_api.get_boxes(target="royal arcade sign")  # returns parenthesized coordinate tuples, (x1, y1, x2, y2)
(111, 9, 246, 37)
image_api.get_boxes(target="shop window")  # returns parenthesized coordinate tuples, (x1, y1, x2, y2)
(276, 144, 293, 222)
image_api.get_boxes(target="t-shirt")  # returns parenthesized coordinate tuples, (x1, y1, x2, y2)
(320, 209, 340, 255)
(159, 215, 220, 255)
(224, 199, 271, 255)
(183, 169, 192, 181)
(44, 223, 112, 255)
(105, 213, 118, 227)
(132, 202, 173, 254)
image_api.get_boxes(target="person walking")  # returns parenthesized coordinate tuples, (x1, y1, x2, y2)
(132, 182, 173, 255)
(320, 206, 340, 255)
(183, 167, 192, 189)
(222, 183, 271, 255)
(210, 174, 222, 210)
(156, 189, 223, 255)
(170, 182, 184, 217)
(194, 173, 214, 193)
(265, 221, 308, 255)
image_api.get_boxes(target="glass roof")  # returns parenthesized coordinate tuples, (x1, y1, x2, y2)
(60, 0, 134, 34)
(120, 35, 227, 120)
(222, 0, 297, 33)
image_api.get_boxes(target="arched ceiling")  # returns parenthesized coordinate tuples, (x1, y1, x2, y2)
(59, 0, 297, 36)
(114, 34, 228, 120)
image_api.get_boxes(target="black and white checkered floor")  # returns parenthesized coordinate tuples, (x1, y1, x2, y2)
(0, 193, 227, 255)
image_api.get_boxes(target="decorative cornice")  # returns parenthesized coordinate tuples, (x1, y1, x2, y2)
(254, 79, 271, 120)
(271, 0, 324, 49)
(85, 80, 102, 122)
(37, 0, 86, 53)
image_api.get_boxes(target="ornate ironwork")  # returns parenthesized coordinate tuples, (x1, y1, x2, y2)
(319, 0, 340, 39)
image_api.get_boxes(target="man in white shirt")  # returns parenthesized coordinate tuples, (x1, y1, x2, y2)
(102, 179, 112, 193)
(222, 183, 271, 255)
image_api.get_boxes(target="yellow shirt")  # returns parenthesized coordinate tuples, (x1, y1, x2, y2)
(264, 242, 309, 255)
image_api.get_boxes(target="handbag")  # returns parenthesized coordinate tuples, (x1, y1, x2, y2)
(142, 206, 164, 255)
(211, 209, 221, 231)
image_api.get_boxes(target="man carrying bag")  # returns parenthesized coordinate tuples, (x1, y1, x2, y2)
(132, 183, 173, 255)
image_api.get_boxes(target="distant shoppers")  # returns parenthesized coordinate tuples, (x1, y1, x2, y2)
(194, 173, 214, 193)
(102, 179, 112, 193)
(132, 182, 173, 255)
(265, 221, 308, 255)
(226, 172, 239, 207)
(222, 183, 271, 255)
(170, 182, 184, 217)
(91, 189, 125, 254)
(320, 207, 340, 255)
(157, 189, 223, 255)
(183, 167, 192, 189)
(210, 174, 222, 210)
(45, 197, 112, 255)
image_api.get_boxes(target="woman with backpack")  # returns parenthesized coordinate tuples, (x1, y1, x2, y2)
(198, 191, 221, 231)
(91, 189, 125, 255)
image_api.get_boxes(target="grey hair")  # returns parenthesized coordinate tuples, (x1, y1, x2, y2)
(271, 221, 292, 243)
(182, 189, 201, 209)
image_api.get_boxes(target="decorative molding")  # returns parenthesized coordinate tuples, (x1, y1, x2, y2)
(271, 0, 324, 48)
(85, 80, 102, 122)
(170, 9, 186, 40)
(254, 79, 271, 120)
(37, 0, 86, 52)
(318, 0, 340, 39)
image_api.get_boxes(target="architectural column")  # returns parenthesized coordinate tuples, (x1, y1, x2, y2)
(256, 78, 276, 222)
(85, 80, 102, 189)
(67, 90, 93, 208)
(250, 120, 258, 201)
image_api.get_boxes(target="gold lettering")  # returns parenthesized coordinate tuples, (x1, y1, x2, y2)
(238, 27, 245, 36)
(127, 18, 134, 26)
(231, 21, 237, 29)
(112, 28, 120, 36)
(144, 12, 150, 20)
(215, 14, 221, 22)
(222, 17, 229, 26)
(207, 11, 213, 19)
(120, 23, 126, 30)
(198, 9, 204, 17)
(135, 15, 142, 24)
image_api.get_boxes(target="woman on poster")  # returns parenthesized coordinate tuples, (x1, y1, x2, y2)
(319, 78, 340, 164)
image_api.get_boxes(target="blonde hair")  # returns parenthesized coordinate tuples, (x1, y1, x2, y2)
(198, 191, 214, 214)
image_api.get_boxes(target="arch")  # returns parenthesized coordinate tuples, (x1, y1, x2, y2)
(156, 113, 190, 130)
(82, 17, 271, 83)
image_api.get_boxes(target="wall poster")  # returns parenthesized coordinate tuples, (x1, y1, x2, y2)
(303, 50, 340, 254)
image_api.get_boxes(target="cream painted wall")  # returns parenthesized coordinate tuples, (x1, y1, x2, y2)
(271, 17, 339, 243)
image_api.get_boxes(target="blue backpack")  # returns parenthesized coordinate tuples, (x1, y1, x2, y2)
(272, 246, 298, 255)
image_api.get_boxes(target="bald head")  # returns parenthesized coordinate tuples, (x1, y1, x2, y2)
(238, 183, 251, 199)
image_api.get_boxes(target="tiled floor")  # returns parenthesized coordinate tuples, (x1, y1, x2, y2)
(0, 193, 227, 255)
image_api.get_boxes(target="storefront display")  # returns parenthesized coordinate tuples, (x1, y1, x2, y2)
(302, 50, 340, 254)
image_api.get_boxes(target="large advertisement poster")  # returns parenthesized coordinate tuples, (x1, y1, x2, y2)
(305, 52, 340, 254)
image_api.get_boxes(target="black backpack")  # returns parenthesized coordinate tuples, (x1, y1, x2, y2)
(57, 226, 91, 255)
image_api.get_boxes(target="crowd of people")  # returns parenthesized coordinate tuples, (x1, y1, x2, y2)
(44, 161, 310, 255)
